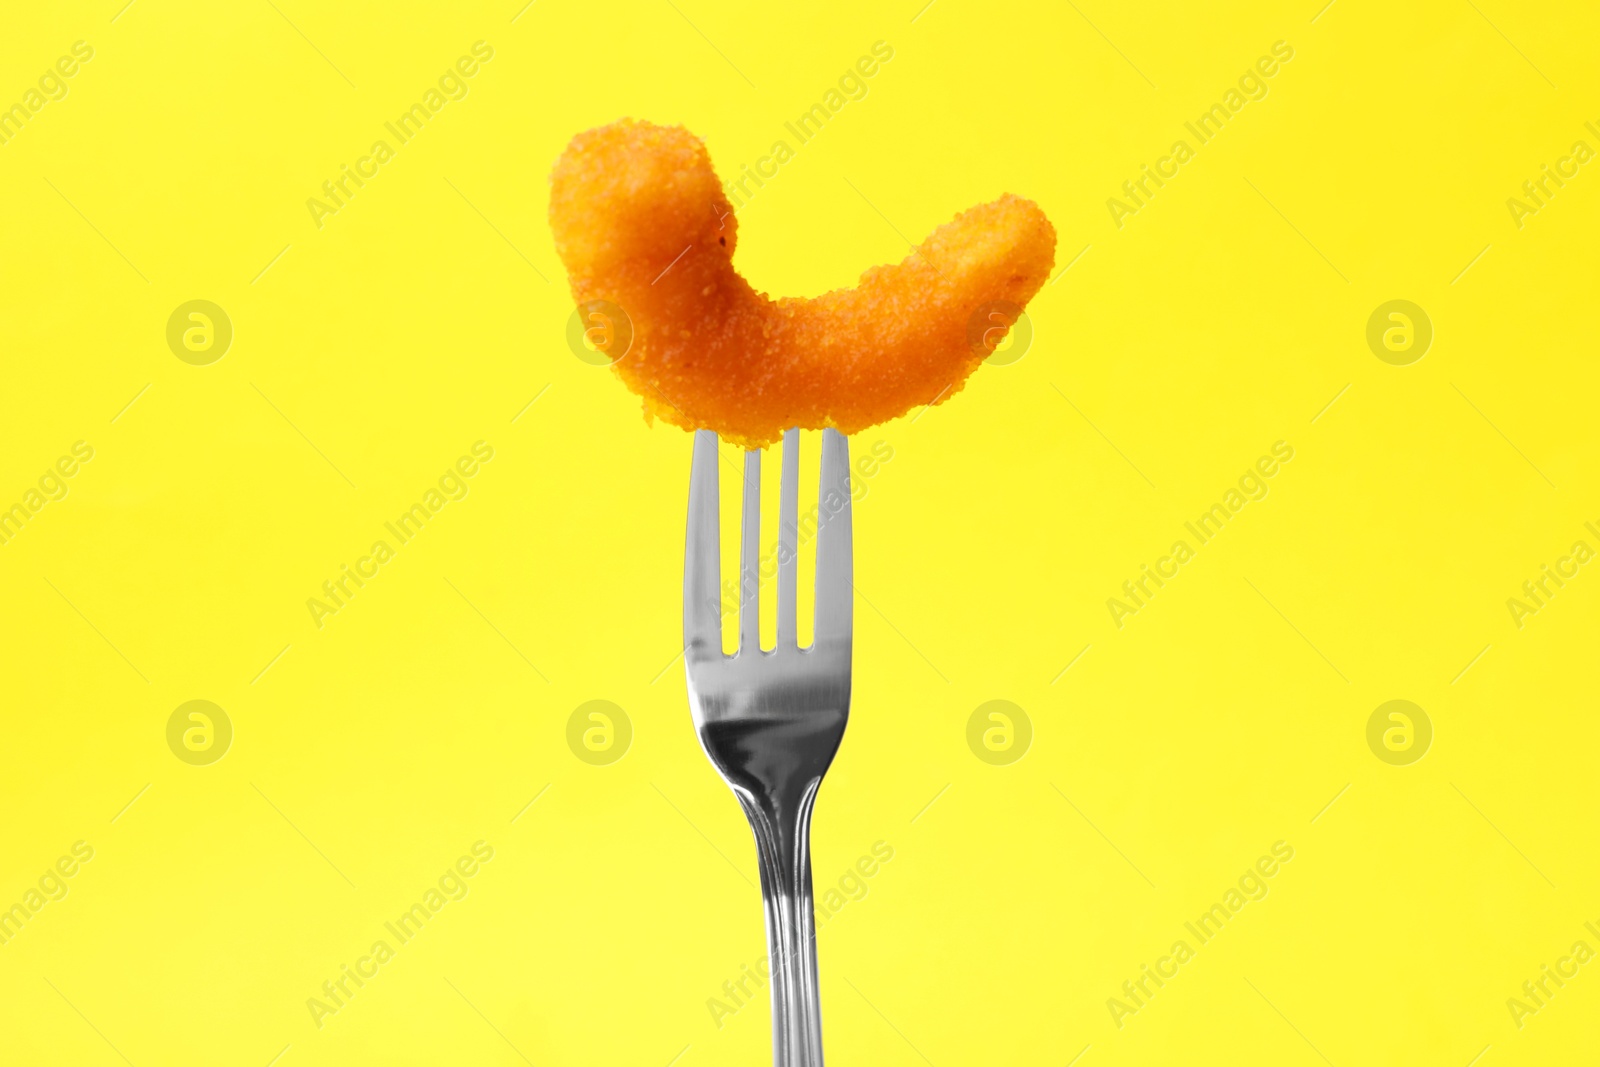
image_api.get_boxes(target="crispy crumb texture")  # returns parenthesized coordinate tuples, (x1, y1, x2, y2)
(549, 119, 1057, 447)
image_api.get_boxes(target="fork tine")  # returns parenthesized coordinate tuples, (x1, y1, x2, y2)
(738, 449, 761, 654)
(684, 429, 722, 656)
(813, 428, 852, 645)
(776, 429, 799, 648)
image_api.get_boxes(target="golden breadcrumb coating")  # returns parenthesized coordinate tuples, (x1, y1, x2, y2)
(549, 119, 1056, 447)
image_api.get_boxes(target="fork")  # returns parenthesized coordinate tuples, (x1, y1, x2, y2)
(684, 426, 853, 1067)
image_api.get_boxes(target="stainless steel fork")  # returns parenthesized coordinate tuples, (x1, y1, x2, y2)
(683, 427, 853, 1067)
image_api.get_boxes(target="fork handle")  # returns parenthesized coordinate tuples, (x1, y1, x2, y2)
(742, 787, 825, 1067)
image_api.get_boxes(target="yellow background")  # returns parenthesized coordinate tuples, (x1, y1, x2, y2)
(1, 0, 1597, 1063)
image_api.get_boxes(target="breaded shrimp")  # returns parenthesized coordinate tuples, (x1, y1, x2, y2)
(549, 119, 1056, 447)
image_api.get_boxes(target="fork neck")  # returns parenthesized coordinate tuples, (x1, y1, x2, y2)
(738, 783, 826, 1067)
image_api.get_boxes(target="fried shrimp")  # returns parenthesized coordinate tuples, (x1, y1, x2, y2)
(549, 119, 1056, 447)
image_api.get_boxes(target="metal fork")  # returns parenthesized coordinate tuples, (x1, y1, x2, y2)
(684, 426, 853, 1067)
